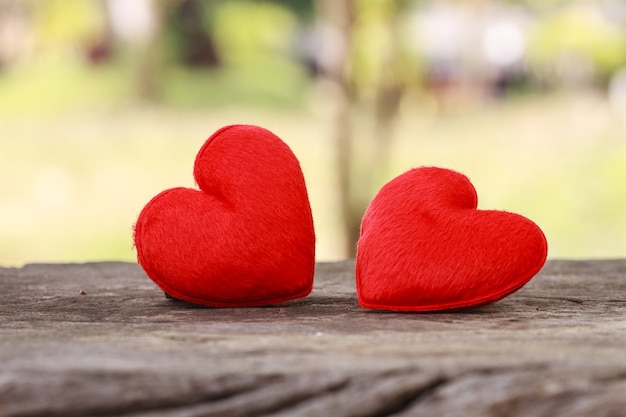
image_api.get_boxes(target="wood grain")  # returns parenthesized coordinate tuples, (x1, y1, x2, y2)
(1, 260, 625, 416)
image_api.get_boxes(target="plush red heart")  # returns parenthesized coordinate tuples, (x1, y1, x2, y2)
(356, 167, 548, 312)
(134, 125, 315, 307)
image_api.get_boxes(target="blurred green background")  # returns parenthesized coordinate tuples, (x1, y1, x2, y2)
(1, 0, 626, 266)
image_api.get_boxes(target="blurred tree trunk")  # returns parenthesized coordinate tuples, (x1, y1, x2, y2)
(172, 0, 220, 68)
(136, 0, 221, 100)
(315, 0, 408, 257)
(84, 0, 114, 65)
(314, 0, 359, 256)
(137, 12, 162, 101)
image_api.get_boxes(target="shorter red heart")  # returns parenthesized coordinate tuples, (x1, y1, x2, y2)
(134, 125, 315, 307)
(356, 167, 547, 312)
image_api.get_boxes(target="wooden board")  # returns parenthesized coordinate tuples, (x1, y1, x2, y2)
(1, 260, 625, 416)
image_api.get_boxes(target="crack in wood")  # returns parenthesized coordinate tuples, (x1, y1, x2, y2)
(366, 375, 448, 417)
(0, 371, 285, 417)
(388, 368, 626, 417)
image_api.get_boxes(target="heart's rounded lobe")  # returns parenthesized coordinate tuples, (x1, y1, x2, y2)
(134, 125, 315, 307)
(356, 167, 547, 311)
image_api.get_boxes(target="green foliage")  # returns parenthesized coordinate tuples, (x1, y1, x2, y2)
(212, 0, 298, 59)
(152, 0, 310, 107)
(528, 4, 626, 81)
(0, 60, 133, 117)
(32, 0, 104, 49)
(269, 0, 315, 22)
(349, 0, 397, 90)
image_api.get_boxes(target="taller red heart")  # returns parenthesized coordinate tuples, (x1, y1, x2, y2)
(356, 167, 548, 312)
(134, 125, 315, 307)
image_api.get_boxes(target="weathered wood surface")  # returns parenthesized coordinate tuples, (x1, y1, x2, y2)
(0, 260, 625, 417)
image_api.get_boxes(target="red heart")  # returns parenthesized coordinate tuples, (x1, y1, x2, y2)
(356, 167, 547, 311)
(134, 125, 315, 307)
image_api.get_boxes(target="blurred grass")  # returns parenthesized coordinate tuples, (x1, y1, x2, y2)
(1, 59, 625, 265)
(161, 57, 309, 109)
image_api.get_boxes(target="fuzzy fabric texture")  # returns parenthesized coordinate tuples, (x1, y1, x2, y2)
(134, 125, 316, 307)
(356, 167, 548, 312)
